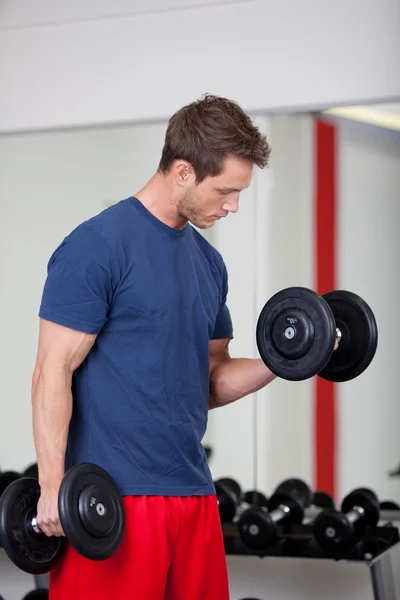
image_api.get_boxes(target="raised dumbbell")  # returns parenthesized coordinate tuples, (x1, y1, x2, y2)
(256, 287, 378, 381)
(214, 478, 242, 523)
(238, 478, 311, 550)
(0, 462, 125, 575)
(312, 487, 380, 552)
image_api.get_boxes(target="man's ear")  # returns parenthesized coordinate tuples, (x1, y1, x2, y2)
(173, 160, 195, 187)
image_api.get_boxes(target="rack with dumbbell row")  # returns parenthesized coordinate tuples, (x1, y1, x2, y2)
(222, 487, 400, 600)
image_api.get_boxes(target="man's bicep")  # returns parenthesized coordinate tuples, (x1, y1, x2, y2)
(35, 318, 97, 373)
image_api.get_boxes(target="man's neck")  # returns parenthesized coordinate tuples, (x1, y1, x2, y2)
(134, 172, 187, 230)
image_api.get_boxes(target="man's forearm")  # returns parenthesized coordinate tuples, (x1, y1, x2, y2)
(31, 365, 73, 488)
(209, 357, 276, 409)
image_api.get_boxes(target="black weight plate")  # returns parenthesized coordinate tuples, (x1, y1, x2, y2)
(341, 488, 380, 527)
(313, 509, 354, 552)
(268, 492, 304, 523)
(216, 478, 242, 504)
(312, 491, 335, 509)
(243, 490, 268, 507)
(256, 287, 336, 381)
(0, 477, 65, 574)
(0, 471, 22, 497)
(319, 290, 378, 382)
(274, 478, 312, 508)
(238, 507, 275, 550)
(215, 480, 238, 523)
(22, 590, 49, 599)
(380, 500, 400, 510)
(58, 463, 125, 561)
(24, 463, 39, 480)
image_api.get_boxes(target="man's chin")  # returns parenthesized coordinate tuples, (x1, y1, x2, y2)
(189, 218, 214, 230)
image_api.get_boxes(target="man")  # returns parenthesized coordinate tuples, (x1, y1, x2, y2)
(32, 94, 275, 599)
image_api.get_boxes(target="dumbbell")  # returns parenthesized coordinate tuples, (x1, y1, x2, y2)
(379, 500, 400, 510)
(0, 462, 125, 575)
(0, 462, 39, 499)
(0, 470, 21, 497)
(203, 445, 213, 461)
(243, 490, 269, 508)
(22, 591, 48, 600)
(312, 491, 335, 510)
(23, 462, 39, 479)
(238, 478, 311, 550)
(312, 487, 380, 552)
(256, 287, 378, 381)
(215, 478, 242, 522)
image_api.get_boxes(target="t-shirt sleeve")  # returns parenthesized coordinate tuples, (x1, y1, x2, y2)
(211, 261, 234, 340)
(38, 225, 117, 334)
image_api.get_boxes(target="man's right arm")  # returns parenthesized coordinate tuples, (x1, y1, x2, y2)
(32, 318, 97, 536)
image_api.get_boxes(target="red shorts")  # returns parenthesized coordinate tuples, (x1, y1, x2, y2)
(49, 494, 230, 600)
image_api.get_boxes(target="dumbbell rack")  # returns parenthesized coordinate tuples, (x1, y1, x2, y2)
(223, 509, 400, 600)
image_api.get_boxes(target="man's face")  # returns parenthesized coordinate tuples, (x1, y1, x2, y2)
(178, 156, 254, 229)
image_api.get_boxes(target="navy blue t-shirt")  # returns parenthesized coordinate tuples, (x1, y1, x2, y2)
(39, 197, 233, 496)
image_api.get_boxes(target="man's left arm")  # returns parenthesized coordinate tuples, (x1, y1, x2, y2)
(208, 338, 277, 410)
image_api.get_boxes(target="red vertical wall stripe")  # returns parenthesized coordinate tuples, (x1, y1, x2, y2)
(314, 118, 337, 498)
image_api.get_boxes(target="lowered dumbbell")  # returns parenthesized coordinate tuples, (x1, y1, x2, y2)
(215, 478, 242, 523)
(256, 287, 378, 381)
(312, 487, 380, 552)
(238, 478, 311, 550)
(0, 462, 125, 575)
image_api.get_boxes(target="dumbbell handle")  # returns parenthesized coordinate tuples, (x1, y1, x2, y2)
(269, 504, 291, 524)
(345, 505, 365, 524)
(31, 516, 42, 534)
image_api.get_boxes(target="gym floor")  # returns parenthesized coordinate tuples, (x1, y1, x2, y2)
(2, 539, 400, 600)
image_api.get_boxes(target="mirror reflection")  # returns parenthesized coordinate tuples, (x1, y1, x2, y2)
(0, 98, 399, 522)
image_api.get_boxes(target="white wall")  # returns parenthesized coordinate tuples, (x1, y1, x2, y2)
(1, 0, 400, 133)
(336, 118, 400, 503)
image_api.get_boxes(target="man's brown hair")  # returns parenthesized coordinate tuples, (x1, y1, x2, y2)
(158, 94, 271, 183)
